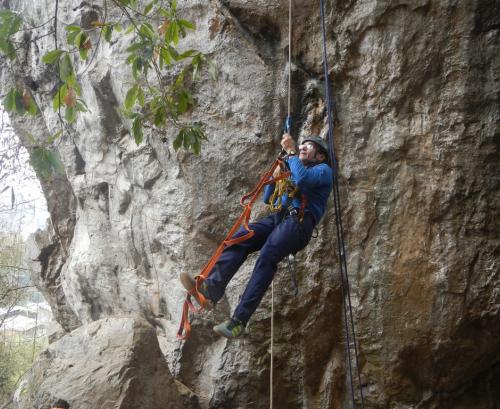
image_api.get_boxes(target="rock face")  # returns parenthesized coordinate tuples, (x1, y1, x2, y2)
(15, 317, 188, 409)
(1, 0, 499, 408)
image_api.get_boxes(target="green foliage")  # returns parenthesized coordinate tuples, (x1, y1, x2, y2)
(119, 2, 216, 151)
(41, 49, 64, 64)
(65, 25, 91, 60)
(0, 9, 22, 60)
(174, 123, 206, 154)
(3, 88, 38, 116)
(4, 1, 217, 156)
(43, 50, 86, 123)
(30, 145, 65, 181)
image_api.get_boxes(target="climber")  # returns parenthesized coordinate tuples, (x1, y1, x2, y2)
(180, 133, 333, 338)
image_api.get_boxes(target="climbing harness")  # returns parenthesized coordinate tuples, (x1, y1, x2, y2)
(176, 156, 291, 339)
(319, 0, 366, 408)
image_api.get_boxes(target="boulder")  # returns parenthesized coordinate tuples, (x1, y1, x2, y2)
(15, 317, 189, 409)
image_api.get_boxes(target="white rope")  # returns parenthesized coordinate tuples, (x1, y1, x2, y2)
(270, 2, 292, 407)
(270, 281, 274, 409)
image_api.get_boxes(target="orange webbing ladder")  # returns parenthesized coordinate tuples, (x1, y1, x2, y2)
(177, 156, 290, 340)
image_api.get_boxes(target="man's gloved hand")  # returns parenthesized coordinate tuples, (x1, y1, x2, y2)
(280, 133, 297, 154)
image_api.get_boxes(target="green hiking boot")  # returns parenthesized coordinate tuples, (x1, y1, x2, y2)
(213, 318, 245, 339)
(179, 272, 214, 310)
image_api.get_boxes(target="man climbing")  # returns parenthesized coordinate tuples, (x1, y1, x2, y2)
(180, 133, 333, 338)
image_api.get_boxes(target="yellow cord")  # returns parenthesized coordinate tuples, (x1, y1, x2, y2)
(268, 176, 299, 213)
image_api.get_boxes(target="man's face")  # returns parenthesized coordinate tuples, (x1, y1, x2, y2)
(299, 141, 320, 164)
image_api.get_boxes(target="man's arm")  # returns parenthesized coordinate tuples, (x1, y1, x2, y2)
(287, 156, 331, 189)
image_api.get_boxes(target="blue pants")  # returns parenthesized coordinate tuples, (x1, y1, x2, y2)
(205, 211, 315, 325)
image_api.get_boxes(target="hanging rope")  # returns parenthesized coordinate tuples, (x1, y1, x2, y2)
(318, 0, 366, 408)
(270, 2, 293, 408)
(270, 281, 274, 409)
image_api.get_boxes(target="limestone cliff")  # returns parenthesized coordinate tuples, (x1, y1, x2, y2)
(1, 0, 499, 408)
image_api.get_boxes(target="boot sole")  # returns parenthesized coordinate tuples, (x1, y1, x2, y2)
(179, 272, 214, 311)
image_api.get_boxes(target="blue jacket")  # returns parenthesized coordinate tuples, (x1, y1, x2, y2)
(263, 156, 333, 224)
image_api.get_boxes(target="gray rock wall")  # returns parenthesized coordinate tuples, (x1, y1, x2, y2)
(1, 0, 499, 408)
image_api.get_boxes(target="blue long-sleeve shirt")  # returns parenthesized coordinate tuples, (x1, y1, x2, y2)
(263, 156, 333, 224)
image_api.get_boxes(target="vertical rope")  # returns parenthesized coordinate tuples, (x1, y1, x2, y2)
(270, 1, 292, 406)
(287, 0, 292, 118)
(318, 0, 366, 408)
(270, 281, 274, 409)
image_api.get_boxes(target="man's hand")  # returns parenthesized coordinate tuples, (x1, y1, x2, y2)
(280, 133, 296, 154)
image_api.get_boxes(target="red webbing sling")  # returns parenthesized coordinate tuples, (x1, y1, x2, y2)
(177, 157, 290, 339)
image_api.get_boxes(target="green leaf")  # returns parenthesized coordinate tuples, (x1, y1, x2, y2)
(75, 100, 88, 112)
(178, 49, 196, 60)
(173, 132, 183, 150)
(114, 23, 123, 32)
(65, 25, 82, 32)
(31, 147, 65, 180)
(159, 47, 171, 68)
(42, 49, 64, 64)
(65, 106, 76, 123)
(0, 39, 16, 60)
(74, 31, 83, 47)
(183, 130, 191, 149)
(144, 1, 156, 15)
(79, 47, 89, 60)
(66, 72, 77, 88)
(66, 29, 80, 46)
(76, 99, 89, 110)
(177, 92, 188, 114)
(66, 26, 82, 46)
(124, 85, 138, 110)
(46, 130, 63, 144)
(47, 150, 65, 175)
(26, 95, 38, 116)
(191, 63, 199, 82)
(0, 10, 22, 34)
(139, 23, 155, 40)
(103, 25, 113, 42)
(132, 58, 143, 79)
(3, 88, 17, 111)
(52, 86, 62, 110)
(137, 87, 145, 107)
(132, 117, 143, 145)
(165, 20, 180, 45)
(31, 148, 52, 180)
(14, 90, 25, 114)
(126, 43, 142, 53)
(171, 21, 179, 45)
(59, 54, 73, 82)
(171, 0, 177, 12)
(178, 19, 195, 30)
(192, 139, 201, 155)
(168, 46, 179, 61)
(0, 10, 21, 59)
(152, 99, 166, 126)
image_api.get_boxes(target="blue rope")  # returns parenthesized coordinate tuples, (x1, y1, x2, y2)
(319, 1, 366, 408)
(284, 115, 292, 134)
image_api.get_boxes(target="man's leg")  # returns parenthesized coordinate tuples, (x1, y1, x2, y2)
(233, 214, 314, 325)
(204, 213, 279, 303)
